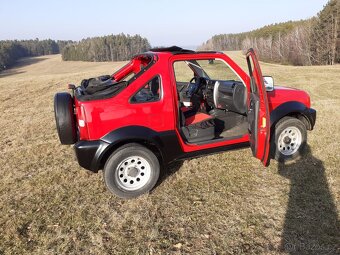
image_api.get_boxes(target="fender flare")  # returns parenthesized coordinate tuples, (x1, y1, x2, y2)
(270, 101, 316, 130)
(98, 126, 183, 168)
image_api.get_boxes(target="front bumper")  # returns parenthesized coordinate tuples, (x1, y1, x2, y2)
(306, 107, 316, 130)
(74, 140, 110, 172)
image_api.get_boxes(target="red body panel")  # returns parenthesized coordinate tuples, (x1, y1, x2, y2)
(76, 55, 176, 140)
(267, 86, 311, 111)
(73, 50, 311, 159)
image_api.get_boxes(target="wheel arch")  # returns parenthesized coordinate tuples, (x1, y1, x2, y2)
(96, 126, 182, 170)
(270, 101, 315, 131)
(99, 139, 164, 170)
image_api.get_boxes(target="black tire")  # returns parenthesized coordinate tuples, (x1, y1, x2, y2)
(54, 92, 77, 145)
(104, 143, 160, 199)
(271, 117, 307, 162)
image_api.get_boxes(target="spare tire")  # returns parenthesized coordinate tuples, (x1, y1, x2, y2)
(54, 92, 77, 144)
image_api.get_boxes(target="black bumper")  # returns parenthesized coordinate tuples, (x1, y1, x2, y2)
(74, 140, 110, 172)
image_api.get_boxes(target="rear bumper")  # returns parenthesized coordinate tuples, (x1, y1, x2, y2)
(74, 140, 110, 172)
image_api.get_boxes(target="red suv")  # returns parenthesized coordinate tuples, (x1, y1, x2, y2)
(54, 47, 316, 198)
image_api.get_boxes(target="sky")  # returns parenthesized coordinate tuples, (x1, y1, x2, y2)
(0, 0, 329, 48)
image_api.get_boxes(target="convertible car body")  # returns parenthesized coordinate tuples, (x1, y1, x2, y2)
(54, 46, 316, 198)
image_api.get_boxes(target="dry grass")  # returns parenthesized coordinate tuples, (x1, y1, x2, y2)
(0, 53, 339, 254)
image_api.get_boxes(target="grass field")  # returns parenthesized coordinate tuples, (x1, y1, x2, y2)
(0, 52, 339, 254)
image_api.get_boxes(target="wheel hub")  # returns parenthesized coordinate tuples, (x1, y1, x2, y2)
(127, 167, 139, 178)
(283, 136, 291, 144)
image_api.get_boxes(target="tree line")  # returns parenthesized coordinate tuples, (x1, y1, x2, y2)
(199, 0, 339, 66)
(0, 33, 150, 71)
(61, 34, 151, 62)
(1, 1, 337, 70)
(310, 0, 339, 65)
(0, 39, 72, 71)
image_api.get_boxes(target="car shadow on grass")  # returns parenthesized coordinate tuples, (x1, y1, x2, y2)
(152, 161, 184, 191)
(278, 145, 339, 255)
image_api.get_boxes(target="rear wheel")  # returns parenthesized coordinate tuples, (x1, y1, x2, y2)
(104, 143, 160, 199)
(271, 117, 307, 161)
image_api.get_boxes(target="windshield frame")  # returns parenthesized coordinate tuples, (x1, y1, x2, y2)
(185, 60, 210, 79)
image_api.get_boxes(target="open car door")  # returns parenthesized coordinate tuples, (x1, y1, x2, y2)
(246, 49, 270, 166)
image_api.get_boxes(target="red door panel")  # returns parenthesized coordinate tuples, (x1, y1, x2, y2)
(246, 49, 270, 165)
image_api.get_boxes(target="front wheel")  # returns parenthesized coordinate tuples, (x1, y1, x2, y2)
(104, 143, 160, 199)
(271, 117, 307, 162)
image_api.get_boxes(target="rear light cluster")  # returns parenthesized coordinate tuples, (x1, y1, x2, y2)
(74, 103, 89, 140)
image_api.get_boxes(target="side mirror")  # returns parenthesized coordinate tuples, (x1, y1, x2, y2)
(263, 76, 274, 91)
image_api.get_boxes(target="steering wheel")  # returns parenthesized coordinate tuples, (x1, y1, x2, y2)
(188, 77, 197, 86)
(185, 77, 200, 97)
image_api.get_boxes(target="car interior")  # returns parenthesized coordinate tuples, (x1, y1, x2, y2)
(175, 59, 249, 144)
(131, 76, 161, 103)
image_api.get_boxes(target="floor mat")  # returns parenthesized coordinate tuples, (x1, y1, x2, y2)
(219, 121, 248, 138)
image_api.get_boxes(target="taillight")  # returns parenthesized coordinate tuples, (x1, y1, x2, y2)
(75, 104, 89, 140)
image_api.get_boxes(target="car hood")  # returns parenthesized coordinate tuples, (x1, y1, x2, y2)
(267, 86, 311, 109)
